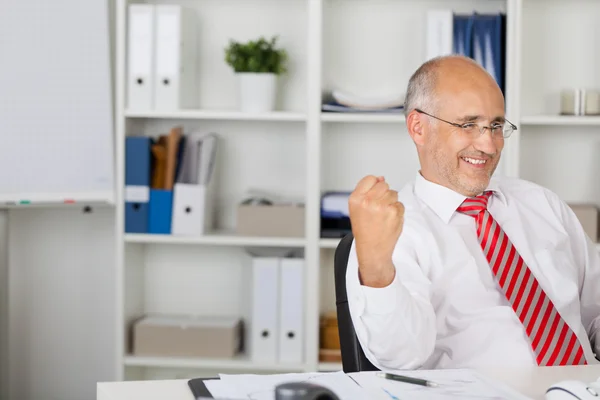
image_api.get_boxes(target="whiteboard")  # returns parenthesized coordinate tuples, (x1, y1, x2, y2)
(0, 0, 114, 205)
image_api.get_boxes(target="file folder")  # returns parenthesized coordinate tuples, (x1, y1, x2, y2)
(250, 257, 279, 363)
(127, 4, 155, 111)
(171, 133, 217, 236)
(278, 258, 304, 364)
(125, 137, 151, 233)
(453, 14, 474, 57)
(148, 189, 173, 234)
(472, 13, 505, 94)
(154, 5, 198, 111)
(426, 10, 453, 60)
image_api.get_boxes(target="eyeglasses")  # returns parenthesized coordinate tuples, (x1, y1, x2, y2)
(415, 108, 517, 139)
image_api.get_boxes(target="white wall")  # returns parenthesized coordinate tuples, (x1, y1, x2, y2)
(8, 207, 116, 400)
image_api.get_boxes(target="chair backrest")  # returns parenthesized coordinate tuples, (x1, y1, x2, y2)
(333, 233, 379, 372)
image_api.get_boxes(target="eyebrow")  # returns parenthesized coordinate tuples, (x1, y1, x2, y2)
(456, 115, 506, 123)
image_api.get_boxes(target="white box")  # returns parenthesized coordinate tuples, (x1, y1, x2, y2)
(127, 4, 155, 111)
(153, 5, 198, 110)
(171, 183, 214, 236)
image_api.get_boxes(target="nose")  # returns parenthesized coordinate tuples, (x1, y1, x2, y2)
(473, 128, 501, 155)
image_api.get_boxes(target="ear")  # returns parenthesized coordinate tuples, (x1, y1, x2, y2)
(406, 110, 426, 147)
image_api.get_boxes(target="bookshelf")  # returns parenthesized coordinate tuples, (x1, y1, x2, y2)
(109, 0, 600, 383)
(8, 1, 598, 398)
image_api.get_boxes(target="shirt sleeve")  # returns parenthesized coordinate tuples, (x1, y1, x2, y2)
(345, 219, 437, 370)
(555, 196, 600, 359)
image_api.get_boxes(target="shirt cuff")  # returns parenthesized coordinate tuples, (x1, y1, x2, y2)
(360, 272, 399, 316)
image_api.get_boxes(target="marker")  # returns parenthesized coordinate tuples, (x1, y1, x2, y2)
(376, 372, 438, 388)
(19, 200, 30, 205)
(64, 199, 75, 204)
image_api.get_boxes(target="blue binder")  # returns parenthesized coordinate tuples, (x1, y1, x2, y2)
(453, 14, 474, 57)
(472, 13, 505, 93)
(125, 136, 151, 233)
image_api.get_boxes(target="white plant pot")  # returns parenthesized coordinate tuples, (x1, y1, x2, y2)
(237, 72, 277, 113)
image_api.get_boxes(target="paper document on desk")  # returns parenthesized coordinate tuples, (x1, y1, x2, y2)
(350, 369, 532, 400)
(205, 371, 369, 400)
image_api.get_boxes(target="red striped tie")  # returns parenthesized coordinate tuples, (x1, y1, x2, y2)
(457, 191, 587, 366)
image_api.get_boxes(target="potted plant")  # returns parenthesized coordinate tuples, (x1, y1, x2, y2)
(225, 36, 288, 113)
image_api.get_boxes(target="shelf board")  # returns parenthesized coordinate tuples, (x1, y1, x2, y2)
(123, 355, 307, 372)
(124, 109, 306, 122)
(321, 112, 405, 123)
(317, 362, 343, 371)
(125, 231, 306, 247)
(319, 238, 341, 249)
(520, 115, 600, 126)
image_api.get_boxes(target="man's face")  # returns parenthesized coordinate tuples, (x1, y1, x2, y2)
(421, 74, 506, 197)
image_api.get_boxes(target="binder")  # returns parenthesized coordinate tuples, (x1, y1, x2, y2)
(472, 13, 505, 94)
(250, 257, 280, 363)
(125, 137, 151, 233)
(127, 4, 155, 111)
(426, 10, 453, 60)
(153, 5, 198, 111)
(453, 14, 474, 57)
(148, 127, 183, 234)
(278, 258, 304, 364)
(171, 133, 218, 236)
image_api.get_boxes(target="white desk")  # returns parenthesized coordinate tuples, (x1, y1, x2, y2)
(97, 365, 600, 400)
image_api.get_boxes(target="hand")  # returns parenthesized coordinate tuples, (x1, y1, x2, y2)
(348, 175, 404, 287)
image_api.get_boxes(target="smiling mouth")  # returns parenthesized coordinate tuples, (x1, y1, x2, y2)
(461, 156, 487, 165)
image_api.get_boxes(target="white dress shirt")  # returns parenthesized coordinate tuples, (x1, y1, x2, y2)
(346, 172, 600, 370)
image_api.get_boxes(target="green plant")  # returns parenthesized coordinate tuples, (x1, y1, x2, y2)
(224, 36, 288, 75)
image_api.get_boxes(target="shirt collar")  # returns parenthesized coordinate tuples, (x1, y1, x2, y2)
(413, 171, 507, 223)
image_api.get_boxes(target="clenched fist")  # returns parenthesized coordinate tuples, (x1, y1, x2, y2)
(348, 175, 404, 287)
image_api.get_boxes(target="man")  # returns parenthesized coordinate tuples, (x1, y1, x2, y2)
(346, 55, 600, 370)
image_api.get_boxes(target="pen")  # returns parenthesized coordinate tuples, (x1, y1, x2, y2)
(376, 372, 439, 388)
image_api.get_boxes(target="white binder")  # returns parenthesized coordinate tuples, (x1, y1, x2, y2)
(426, 10, 453, 61)
(278, 258, 304, 364)
(127, 4, 155, 111)
(153, 5, 198, 111)
(250, 257, 280, 363)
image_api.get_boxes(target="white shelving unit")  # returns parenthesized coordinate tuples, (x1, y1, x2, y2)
(106, 0, 600, 385)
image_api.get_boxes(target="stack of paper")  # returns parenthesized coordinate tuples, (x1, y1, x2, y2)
(205, 371, 370, 400)
(204, 369, 531, 400)
(350, 369, 532, 400)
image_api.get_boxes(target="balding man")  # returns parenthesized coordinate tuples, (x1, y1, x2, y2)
(346, 55, 600, 370)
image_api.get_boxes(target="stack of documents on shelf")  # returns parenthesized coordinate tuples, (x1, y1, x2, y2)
(124, 128, 218, 235)
(321, 90, 404, 113)
(202, 369, 530, 400)
(426, 10, 506, 94)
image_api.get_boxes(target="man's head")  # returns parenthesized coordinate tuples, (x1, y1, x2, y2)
(404, 55, 509, 197)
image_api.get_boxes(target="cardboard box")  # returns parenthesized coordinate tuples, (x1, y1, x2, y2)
(568, 203, 599, 241)
(236, 204, 305, 237)
(133, 315, 243, 358)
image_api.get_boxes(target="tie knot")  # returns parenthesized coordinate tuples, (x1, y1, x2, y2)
(457, 191, 493, 217)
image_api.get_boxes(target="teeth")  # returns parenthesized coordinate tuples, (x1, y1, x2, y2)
(463, 157, 486, 165)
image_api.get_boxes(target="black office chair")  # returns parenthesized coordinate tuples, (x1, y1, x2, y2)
(333, 232, 379, 372)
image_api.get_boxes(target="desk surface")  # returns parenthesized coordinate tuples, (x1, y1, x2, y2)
(97, 365, 600, 400)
